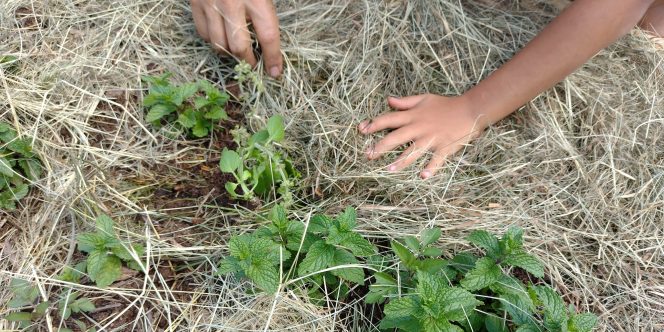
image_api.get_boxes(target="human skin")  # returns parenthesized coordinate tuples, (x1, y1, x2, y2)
(190, 0, 664, 178)
(359, 0, 664, 179)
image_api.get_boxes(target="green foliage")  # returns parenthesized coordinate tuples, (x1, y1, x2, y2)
(142, 73, 229, 138)
(0, 122, 42, 209)
(219, 115, 299, 204)
(367, 227, 598, 331)
(5, 280, 95, 331)
(76, 214, 145, 287)
(218, 205, 375, 299)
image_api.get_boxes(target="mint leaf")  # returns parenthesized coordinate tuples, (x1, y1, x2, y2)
(484, 315, 508, 332)
(336, 206, 357, 231)
(503, 226, 524, 252)
(217, 256, 242, 275)
(205, 106, 227, 120)
(533, 285, 567, 329)
(420, 228, 441, 247)
(460, 257, 502, 291)
(309, 214, 333, 233)
(5, 312, 32, 322)
(502, 250, 544, 278)
(338, 232, 375, 257)
(384, 297, 421, 319)
(95, 214, 115, 238)
(439, 286, 482, 322)
(219, 148, 242, 173)
(569, 313, 597, 332)
(269, 204, 288, 229)
(422, 247, 443, 257)
(77, 233, 107, 253)
(177, 109, 196, 128)
(404, 236, 420, 252)
(71, 298, 95, 313)
(467, 230, 500, 257)
(146, 103, 175, 122)
(515, 324, 540, 332)
(392, 241, 417, 270)
(87, 250, 122, 288)
(267, 115, 285, 142)
(450, 252, 478, 274)
(330, 249, 364, 284)
(0, 157, 14, 176)
(298, 241, 335, 275)
(191, 118, 210, 137)
(416, 258, 448, 275)
(245, 259, 279, 293)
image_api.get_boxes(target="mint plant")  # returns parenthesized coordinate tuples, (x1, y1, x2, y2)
(4, 279, 96, 331)
(0, 122, 42, 210)
(142, 73, 229, 138)
(217, 206, 375, 300)
(76, 214, 145, 287)
(219, 115, 299, 204)
(367, 227, 598, 332)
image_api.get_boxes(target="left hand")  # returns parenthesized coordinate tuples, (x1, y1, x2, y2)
(358, 94, 484, 179)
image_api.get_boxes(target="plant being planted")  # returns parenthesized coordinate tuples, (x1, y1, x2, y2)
(367, 227, 598, 332)
(0, 122, 42, 210)
(219, 115, 299, 204)
(217, 205, 375, 300)
(142, 73, 229, 138)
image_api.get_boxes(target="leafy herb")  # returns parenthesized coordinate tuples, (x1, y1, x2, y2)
(0, 122, 42, 210)
(219, 115, 299, 204)
(142, 73, 229, 138)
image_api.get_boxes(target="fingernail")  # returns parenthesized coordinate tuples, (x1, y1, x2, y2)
(359, 121, 370, 132)
(388, 165, 396, 172)
(421, 170, 432, 179)
(269, 66, 280, 78)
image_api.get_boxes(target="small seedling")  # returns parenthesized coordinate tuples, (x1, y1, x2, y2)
(217, 205, 375, 300)
(366, 227, 598, 331)
(0, 122, 42, 210)
(219, 115, 299, 204)
(142, 73, 229, 138)
(76, 214, 145, 287)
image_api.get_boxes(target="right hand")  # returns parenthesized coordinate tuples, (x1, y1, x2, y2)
(190, 0, 283, 78)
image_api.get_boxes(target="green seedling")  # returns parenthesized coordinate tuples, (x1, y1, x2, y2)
(0, 122, 42, 210)
(76, 214, 145, 287)
(142, 73, 229, 138)
(367, 227, 598, 332)
(219, 115, 299, 204)
(217, 205, 375, 300)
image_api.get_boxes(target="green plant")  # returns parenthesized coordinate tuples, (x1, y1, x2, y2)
(0, 122, 42, 209)
(217, 205, 375, 299)
(219, 115, 299, 204)
(367, 227, 598, 332)
(76, 214, 145, 287)
(4, 279, 96, 331)
(142, 73, 229, 138)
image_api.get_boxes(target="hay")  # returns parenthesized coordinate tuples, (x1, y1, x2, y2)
(1, 0, 663, 331)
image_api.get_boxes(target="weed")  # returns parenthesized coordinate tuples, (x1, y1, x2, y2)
(219, 115, 299, 204)
(142, 73, 229, 138)
(76, 214, 145, 287)
(0, 122, 41, 209)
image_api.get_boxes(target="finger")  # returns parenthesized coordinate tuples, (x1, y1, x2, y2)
(206, 2, 229, 53)
(388, 143, 427, 172)
(358, 111, 411, 135)
(219, 1, 257, 66)
(421, 151, 447, 179)
(191, 0, 210, 41)
(247, 1, 283, 77)
(367, 127, 417, 160)
(387, 95, 426, 110)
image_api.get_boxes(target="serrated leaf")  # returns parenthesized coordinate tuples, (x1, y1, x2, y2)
(219, 148, 242, 173)
(450, 252, 478, 274)
(384, 297, 421, 319)
(146, 103, 175, 122)
(467, 230, 500, 257)
(19, 159, 42, 180)
(336, 207, 357, 231)
(77, 233, 107, 253)
(503, 226, 524, 252)
(0, 157, 14, 176)
(502, 250, 544, 278)
(484, 315, 508, 332)
(569, 313, 597, 332)
(297, 241, 335, 275)
(392, 241, 417, 270)
(404, 236, 420, 252)
(204, 105, 227, 120)
(177, 109, 196, 128)
(416, 258, 448, 275)
(217, 257, 241, 275)
(245, 260, 279, 293)
(439, 286, 483, 322)
(422, 246, 443, 257)
(420, 228, 441, 247)
(269, 204, 288, 229)
(95, 214, 115, 238)
(515, 324, 541, 332)
(71, 298, 95, 313)
(34, 300, 50, 316)
(267, 115, 285, 142)
(191, 118, 210, 137)
(416, 270, 444, 301)
(7, 138, 32, 156)
(330, 249, 364, 284)
(533, 285, 567, 329)
(500, 292, 536, 325)
(460, 257, 502, 291)
(86, 250, 122, 288)
(338, 232, 375, 257)
(110, 243, 142, 263)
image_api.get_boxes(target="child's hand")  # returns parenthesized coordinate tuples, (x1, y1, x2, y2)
(358, 94, 484, 179)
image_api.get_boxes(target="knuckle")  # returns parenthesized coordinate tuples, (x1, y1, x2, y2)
(229, 43, 250, 56)
(260, 29, 280, 44)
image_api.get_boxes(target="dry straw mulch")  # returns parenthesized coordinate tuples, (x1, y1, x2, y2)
(1, 0, 663, 331)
